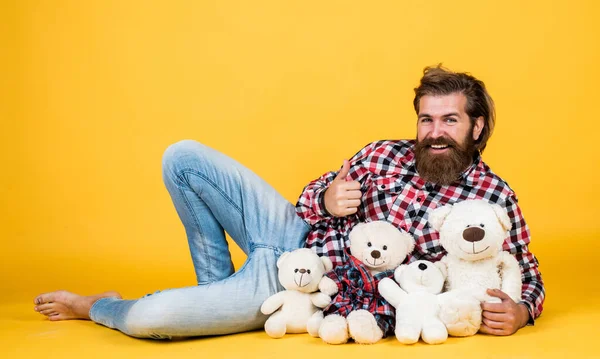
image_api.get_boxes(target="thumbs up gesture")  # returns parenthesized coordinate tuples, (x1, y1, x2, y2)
(323, 160, 362, 217)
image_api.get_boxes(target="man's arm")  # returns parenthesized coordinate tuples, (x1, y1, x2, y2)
(480, 194, 545, 335)
(295, 142, 375, 226)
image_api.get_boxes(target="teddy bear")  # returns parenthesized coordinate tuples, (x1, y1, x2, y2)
(260, 248, 334, 338)
(427, 199, 522, 337)
(378, 260, 449, 344)
(314, 220, 415, 345)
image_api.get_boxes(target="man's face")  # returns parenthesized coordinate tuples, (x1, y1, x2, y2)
(414, 93, 484, 185)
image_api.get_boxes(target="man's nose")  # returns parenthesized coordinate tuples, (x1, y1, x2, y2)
(430, 120, 444, 138)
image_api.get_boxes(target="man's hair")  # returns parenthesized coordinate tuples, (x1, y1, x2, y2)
(413, 64, 495, 153)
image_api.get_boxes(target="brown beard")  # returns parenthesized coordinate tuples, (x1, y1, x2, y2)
(414, 132, 477, 186)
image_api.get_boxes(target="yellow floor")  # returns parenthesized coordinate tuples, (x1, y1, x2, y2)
(3, 235, 599, 358)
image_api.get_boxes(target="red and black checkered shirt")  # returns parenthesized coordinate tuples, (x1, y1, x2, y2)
(322, 251, 396, 335)
(296, 140, 545, 322)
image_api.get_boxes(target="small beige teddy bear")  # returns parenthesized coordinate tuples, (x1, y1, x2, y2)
(260, 248, 333, 338)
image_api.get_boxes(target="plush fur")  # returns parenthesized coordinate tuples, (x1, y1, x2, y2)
(315, 221, 415, 344)
(260, 248, 333, 338)
(428, 199, 522, 337)
(379, 260, 449, 344)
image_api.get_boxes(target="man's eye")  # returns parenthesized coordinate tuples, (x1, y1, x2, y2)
(420, 118, 432, 123)
(445, 118, 457, 123)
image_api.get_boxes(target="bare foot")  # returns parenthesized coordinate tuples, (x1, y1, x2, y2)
(33, 290, 122, 321)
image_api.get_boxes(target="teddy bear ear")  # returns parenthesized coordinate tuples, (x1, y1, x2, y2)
(428, 204, 453, 231)
(276, 252, 290, 269)
(434, 261, 447, 279)
(320, 256, 333, 272)
(491, 204, 512, 232)
(393, 264, 407, 283)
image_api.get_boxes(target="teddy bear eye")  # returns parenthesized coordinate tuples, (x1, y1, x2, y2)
(367, 242, 372, 247)
(294, 269, 299, 273)
(480, 224, 485, 228)
(466, 224, 471, 228)
(307, 270, 311, 274)
(383, 245, 388, 250)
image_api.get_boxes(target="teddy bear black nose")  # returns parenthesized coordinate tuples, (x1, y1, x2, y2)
(463, 227, 485, 242)
(371, 250, 381, 259)
(299, 268, 306, 274)
(418, 263, 428, 271)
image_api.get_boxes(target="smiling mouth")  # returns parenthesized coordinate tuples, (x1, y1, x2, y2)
(430, 144, 449, 149)
(294, 275, 311, 287)
(365, 258, 385, 267)
(460, 244, 490, 255)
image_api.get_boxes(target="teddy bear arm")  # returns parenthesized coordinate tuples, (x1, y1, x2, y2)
(318, 276, 339, 297)
(260, 291, 286, 315)
(378, 277, 407, 307)
(310, 292, 332, 308)
(498, 252, 523, 302)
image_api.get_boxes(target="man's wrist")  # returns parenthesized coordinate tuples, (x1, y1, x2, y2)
(517, 303, 531, 328)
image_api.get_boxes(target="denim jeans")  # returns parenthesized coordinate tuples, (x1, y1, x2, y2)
(89, 140, 311, 339)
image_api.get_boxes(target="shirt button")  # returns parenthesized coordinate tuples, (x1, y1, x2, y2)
(380, 185, 386, 189)
(417, 197, 422, 202)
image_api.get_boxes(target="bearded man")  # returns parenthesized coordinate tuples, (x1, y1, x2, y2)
(34, 66, 543, 339)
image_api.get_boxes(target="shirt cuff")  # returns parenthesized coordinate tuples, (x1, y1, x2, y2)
(314, 187, 332, 218)
(519, 300, 536, 326)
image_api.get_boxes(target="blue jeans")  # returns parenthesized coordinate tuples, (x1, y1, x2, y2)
(89, 140, 311, 339)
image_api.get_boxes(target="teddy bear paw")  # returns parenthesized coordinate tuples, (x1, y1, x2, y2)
(439, 296, 481, 337)
(319, 314, 349, 344)
(347, 310, 384, 344)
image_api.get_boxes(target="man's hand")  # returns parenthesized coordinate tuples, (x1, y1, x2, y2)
(323, 160, 362, 217)
(479, 288, 530, 336)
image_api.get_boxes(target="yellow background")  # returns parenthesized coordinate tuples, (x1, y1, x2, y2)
(2, 0, 600, 357)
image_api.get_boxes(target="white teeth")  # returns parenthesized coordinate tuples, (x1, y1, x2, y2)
(431, 144, 448, 149)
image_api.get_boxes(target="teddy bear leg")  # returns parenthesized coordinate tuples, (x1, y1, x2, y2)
(307, 310, 323, 337)
(421, 318, 448, 344)
(319, 314, 349, 344)
(264, 312, 287, 338)
(439, 294, 481, 337)
(395, 317, 421, 344)
(347, 310, 384, 344)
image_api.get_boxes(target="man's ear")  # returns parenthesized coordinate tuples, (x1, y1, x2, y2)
(428, 204, 453, 231)
(276, 252, 290, 269)
(473, 116, 484, 141)
(491, 204, 512, 232)
(321, 256, 333, 272)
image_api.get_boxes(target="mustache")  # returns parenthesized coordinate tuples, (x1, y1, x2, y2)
(418, 136, 461, 149)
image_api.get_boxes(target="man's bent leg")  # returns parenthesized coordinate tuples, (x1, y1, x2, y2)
(90, 247, 287, 338)
(162, 140, 310, 284)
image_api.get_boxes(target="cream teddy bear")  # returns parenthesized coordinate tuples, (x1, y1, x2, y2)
(314, 221, 415, 345)
(378, 260, 449, 344)
(428, 199, 522, 337)
(260, 248, 333, 338)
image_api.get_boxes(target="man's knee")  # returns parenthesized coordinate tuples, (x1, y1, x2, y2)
(124, 301, 175, 339)
(162, 140, 213, 182)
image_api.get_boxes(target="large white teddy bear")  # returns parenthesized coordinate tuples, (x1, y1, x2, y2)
(315, 221, 415, 345)
(260, 248, 333, 338)
(378, 260, 449, 344)
(428, 199, 522, 337)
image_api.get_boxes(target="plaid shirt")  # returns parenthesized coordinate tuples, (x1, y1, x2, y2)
(322, 252, 396, 335)
(296, 140, 545, 322)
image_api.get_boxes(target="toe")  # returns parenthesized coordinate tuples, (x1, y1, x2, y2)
(34, 293, 56, 305)
(48, 313, 66, 321)
(35, 303, 55, 313)
(40, 309, 56, 316)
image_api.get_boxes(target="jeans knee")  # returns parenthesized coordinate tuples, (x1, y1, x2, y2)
(124, 303, 173, 339)
(162, 140, 210, 183)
